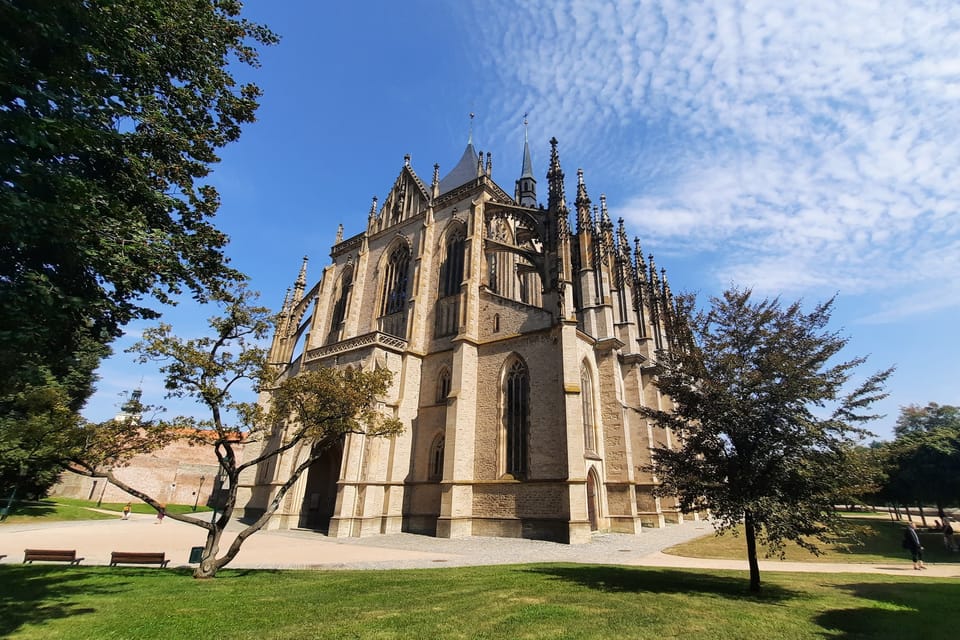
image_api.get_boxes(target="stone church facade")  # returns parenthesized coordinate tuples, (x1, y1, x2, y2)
(238, 129, 686, 543)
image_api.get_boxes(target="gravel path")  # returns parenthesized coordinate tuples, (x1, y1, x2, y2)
(3, 514, 959, 577)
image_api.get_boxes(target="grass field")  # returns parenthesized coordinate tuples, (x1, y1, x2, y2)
(664, 516, 960, 565)
(1, 563, 958, 639)
(0, 497, 211, 524)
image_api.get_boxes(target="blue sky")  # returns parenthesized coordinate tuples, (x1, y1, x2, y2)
(83, 1, 960, 441)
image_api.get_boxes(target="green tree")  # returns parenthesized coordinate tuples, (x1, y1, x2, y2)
(0, 0, 277, 407)
(68, 287, 402, 578)
(895, 403, 960, 437)
(645, 288, 892, 592)
(0, 377, 84, 516)
(882, 404, 960, 521)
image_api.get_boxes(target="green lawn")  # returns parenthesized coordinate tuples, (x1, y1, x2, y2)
(0, 500, 115, 524)
(1, 564, 958, 639)
(0, 498, 211, 524)
(51, 497, 212, 516)
(664, 516, 960, 564)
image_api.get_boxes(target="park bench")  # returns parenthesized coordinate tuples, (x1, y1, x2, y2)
(23, 549, 83, 564)
(109, 551, 169, 568)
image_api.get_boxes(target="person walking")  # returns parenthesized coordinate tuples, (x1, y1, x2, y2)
(122, 503, 131, 520)
(903, 521, 926, 570)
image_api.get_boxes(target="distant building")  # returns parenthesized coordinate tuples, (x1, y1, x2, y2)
(52, 390, 236, 508)
(238, 127, 688, 543)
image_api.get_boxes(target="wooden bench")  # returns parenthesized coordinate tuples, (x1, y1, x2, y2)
(109, 551, 169, 568)
(23, 549, 83, 564)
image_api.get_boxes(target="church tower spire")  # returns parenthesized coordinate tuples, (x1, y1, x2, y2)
(515, 114, 537, 207)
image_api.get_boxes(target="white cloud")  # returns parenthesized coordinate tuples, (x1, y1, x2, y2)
(459, 0, 960, 319)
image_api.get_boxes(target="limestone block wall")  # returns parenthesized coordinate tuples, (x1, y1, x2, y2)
(52, 437, 234, 508)
(473, 329, 568, 482)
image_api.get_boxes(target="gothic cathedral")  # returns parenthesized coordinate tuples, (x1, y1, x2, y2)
(237, 129, 687, 543)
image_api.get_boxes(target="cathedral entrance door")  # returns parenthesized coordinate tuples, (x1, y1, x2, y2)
(298, 440, 344, 532)
(586, 469, 600, 531)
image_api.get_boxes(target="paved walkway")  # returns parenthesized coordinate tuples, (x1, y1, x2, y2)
(2, 513, 958, 577)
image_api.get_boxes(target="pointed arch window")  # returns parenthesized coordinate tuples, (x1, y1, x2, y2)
(438, 229, 465, 298)
(581, 363, 597, 453)
(503, 358, 530, 478)
(435, 227, 465, 337)
(429, 434, 445, 480)
(436, 367, 451, 403)
(326, 265, 353, 344)
(379, 243, 411, 337)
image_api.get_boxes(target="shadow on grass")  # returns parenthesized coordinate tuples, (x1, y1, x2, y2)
(8, 502, 57, 518)
(816, 581, 960, 638)
(526, 564, 797, 602)
(0, 566, 190, 636)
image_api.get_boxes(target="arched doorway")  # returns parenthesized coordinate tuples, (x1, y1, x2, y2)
(586, 468, 601, 531)
(298, 439, 344, 531)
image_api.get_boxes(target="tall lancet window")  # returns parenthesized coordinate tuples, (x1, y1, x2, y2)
(326, 265, 353, 344)
(379, 243, 411, 338)
(503, 358, 530, 478)
(439, 229, 465, 297)
(435, 227, 465, 337)
(581, 363, 597, 453)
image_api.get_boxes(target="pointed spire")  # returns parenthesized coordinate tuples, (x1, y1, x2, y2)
(432, 163, 440, 187)
(278, 286, 293, 334)
(617, 217, 629, 256)
(575, 168, 592, 233)
(368, 196, 378, 222)
(515, 114, 537, 207)
(520, 113, 534, 179)
(404, 153, 411, 167)
(547, 137, 567, 216)
(468, 111, 474, 145)
(634, 238, 646, 281)
(293, 255, 308, 302)
(486, 151, 492, 176)
(600, 195, 613, 234)
(632, 238, 648, 336)
(477, 150, 484, 177)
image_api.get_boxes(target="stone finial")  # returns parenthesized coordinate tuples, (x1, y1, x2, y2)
(294, 255, 309, 298)
(404, 153, 411, 167)
(368, 196, 378, 221)
(335, 224, 343, 244)
(486, 151, 492, 177)
(547, 137, 567, 216)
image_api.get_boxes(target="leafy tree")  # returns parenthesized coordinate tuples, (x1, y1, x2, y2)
(895, 403, 960, 437)
(835, 444, 887, 511)
(0, 377, 85, 516)
(0, 0, 277, 408)
(882, 404, 960, 520)
(645, 288, 892, 592)
(67, 287, 403, 578)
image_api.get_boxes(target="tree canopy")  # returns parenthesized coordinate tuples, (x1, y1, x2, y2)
(879, 403, 960, 520)
(0, 0, 277, 406)
(69, 286, 402, 578)
(645, 288, 892, 592)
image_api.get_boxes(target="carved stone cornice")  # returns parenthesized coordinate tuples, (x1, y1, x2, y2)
(303, 331, 408, 362)
(331, 233, 363, 257)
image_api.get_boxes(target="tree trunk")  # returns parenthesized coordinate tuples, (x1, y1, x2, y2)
(904, 505, 913, 522)
(937, 502, 946, 521)
(917, 504, 927, 527)
(193, 523, 225, 579)
(744, 510, 761, 593)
